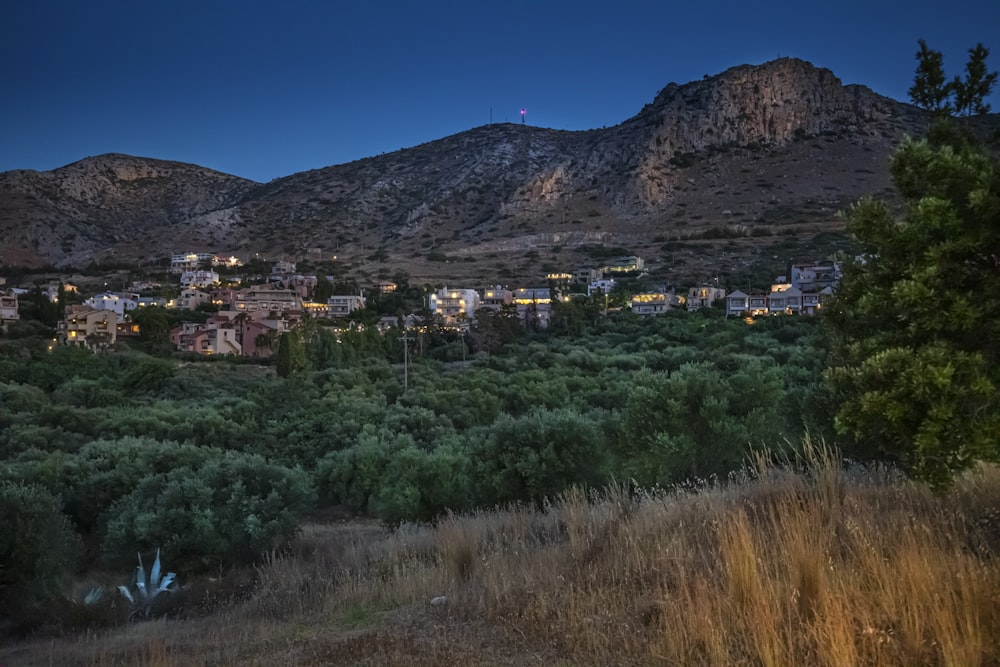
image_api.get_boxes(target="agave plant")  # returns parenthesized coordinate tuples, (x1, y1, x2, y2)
(83, 586, 105, 605)
(118, 548, 177, 620)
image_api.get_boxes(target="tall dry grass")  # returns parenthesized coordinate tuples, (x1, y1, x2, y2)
(5, 444, 1000, 666)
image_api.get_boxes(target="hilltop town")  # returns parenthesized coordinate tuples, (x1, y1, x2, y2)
(0, 250, 840, 355)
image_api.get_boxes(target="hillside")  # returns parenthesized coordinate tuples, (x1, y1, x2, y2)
(2, 57, 983, 284)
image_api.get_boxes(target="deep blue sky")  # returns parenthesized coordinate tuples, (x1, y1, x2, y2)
(3, 0, 998, 183)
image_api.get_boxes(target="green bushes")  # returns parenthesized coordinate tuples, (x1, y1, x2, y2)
(102, 452, 315, 569)
(0, 482, 80, 614)
(0, 311, 832, 578)
(619, 360, 787, 485)
(476, 408, 610, 506)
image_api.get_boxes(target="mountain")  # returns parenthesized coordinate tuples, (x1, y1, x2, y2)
(2, 57, 985, 284)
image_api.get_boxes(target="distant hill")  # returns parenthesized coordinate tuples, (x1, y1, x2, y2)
(2, 58, 993, 284)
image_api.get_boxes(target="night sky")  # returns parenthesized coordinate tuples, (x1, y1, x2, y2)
(2, 0, 998, 183)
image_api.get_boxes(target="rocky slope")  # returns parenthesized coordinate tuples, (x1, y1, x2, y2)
(2, 57, 974, 283)
(0, 154, 256, 267)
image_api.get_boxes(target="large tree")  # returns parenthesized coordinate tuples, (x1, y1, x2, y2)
(908, 39, 953, 114)
(825, 123, 1000, 486)
(953, 43, 998, 116)
(909, 40, 997, 117)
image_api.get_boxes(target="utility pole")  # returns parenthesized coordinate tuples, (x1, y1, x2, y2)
(399, 330, 414, 391)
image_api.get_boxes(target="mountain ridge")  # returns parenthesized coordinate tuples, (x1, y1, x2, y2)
(2, 57, 986, 284)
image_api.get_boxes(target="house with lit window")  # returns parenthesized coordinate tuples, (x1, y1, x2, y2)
(173, 288, 211, 310)
(727, 285, 829, 318)
(60, 306, 118, 350)
(802, 286, 835, 314)
(170, 314, 242, 356)
(686, 286, 727, 311)
(631, 291, 683, 316)
(44, 280, 78, 303)
(480, 286, 513, 311)
(513, 287, 555, 329)
(429, 287, 479, 326)
(767, 285, 803, 315)
(232, 287, 303, 313)
(726, 290, 751, 317)
(546, 272, 573, 289)
(602, 256, 644, 274)
(212, 255, 243, 268)
(171, 252, 214, 274)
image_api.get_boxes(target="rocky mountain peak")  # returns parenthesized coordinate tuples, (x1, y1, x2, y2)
(0, 58, 972, 284)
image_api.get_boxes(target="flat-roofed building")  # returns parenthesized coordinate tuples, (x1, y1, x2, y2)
(513, 287, 554, 329)
(480, 286, 513, 310)
(0, 290, 20, 325)
(631, 292, 682, 316)
(233, 288, 303, 313)
(686, 286, 727, 311)
(61, 306, 118, 350)
(429, 287, 479, 325)
(327, 295, 366, 318)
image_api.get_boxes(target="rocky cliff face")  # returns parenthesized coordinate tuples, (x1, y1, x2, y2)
(0, 58, 951, 280)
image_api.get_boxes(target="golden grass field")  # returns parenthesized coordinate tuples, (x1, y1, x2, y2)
(4, 444, 999, 666)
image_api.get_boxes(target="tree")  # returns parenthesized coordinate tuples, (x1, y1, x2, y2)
(313, 274, 334, 303)
(275, 330, 306, 377)
(619, 360, 786, 486)
(475, 408, 610, 506)
(953, 43, 998, 116)
(130, 306, 171, 353)
(909, 39, 997, 117)
(825, 123, 1000, 487)
(909, 39, 953, 114)
(101, 452, 315, 569)
(0, 482, 81, 617)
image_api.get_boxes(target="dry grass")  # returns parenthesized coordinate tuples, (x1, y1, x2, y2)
(5, 447, 1000, 666)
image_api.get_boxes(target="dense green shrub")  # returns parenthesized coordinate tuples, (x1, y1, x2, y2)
(315, 425, 416, 510)
(102, 452, 315, 569)
(0, 482, 81, 615)
(475, 408, 610, 506)
(369, 440, 472, 524)
(619, 360, 788, 485)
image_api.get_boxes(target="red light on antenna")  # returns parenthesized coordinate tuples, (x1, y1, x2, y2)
(521, 108, 525, 115)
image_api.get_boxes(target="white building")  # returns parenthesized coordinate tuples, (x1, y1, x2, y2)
(790, 262, 842, 292)
(429, 287, 479, 325)
(173, 288, 211, 310)
(179, 269, 220, 288)
(272, 260, 297, 276)
(631, 292, 682, 316)
(587, 278, 616, 296)
(687, 286, 727, 311)
(1, 290, 19, 325)
(83, 292, 139, 317)
(327, 295, 366, 318)
(170, 252, 214, 274)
